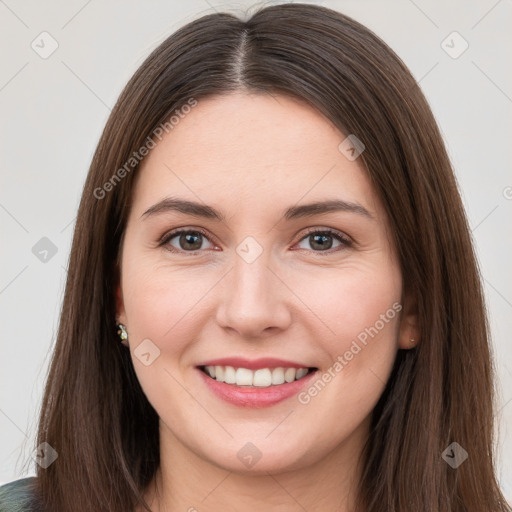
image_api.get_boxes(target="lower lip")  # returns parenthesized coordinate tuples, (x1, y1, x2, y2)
(197, 368, 318, 408)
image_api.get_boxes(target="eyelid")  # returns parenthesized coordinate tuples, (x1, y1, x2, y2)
(297, 226, 352, 245)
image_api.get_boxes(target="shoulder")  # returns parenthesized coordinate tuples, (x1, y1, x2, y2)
(0, 478, 42, 512)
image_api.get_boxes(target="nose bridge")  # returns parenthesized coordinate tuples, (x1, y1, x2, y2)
(215, 241, 291, 336)
(232, 248, 272, 302)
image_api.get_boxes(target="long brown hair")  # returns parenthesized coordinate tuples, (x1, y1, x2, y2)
(32, 3, 510, 511)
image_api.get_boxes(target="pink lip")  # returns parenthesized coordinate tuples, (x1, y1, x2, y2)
(196, 357, 312, 370)
(197, 367, 318, 408)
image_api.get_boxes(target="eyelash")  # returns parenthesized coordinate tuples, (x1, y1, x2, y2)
(158, 226, 352, 255)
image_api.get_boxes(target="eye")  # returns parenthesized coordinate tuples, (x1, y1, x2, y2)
(294, 228, 352, 253)
(159, 227, 352, 255)
(160, 228, 217, 253)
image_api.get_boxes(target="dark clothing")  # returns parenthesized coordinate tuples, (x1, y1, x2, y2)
(0, 478, 42, 512)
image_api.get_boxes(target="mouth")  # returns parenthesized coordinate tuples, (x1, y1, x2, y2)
(198, 365, 317, 387)
(195, 358, 319, 408)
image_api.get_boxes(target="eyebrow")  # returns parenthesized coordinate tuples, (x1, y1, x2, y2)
(141, 197, 375, 222)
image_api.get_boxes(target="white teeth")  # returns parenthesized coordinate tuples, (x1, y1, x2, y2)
(284, 367, 296, 383)
(271, 367, 285, 385)
(235, 367, 253, 386)
(253, 368, 272, 387)
(203, 365, 311, 387)
(215, 365, 224, 381)
(296, 368, 308, 379)
(224, 365, 236, 384)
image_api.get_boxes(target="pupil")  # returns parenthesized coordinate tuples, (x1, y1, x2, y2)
(181, 232, 202, 250)
(311, 233, 332, 251)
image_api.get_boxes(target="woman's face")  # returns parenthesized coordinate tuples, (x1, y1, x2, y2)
(117, 92, 418, 474)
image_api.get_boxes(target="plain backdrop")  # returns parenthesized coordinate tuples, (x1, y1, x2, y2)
(1, 0, 511, 501)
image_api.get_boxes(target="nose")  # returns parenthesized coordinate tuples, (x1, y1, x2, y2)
(215, 249, 292, 339)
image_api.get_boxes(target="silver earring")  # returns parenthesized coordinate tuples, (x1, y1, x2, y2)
(117, 323, 128, 344)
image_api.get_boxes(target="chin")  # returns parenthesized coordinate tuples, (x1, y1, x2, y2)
(200, 437, 317, 476)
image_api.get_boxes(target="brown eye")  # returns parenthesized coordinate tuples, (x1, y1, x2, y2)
(295, 229, 351, 253)
(161, 229, 215, 253)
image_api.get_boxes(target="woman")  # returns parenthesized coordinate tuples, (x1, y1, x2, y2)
(1, 3, 509, 511)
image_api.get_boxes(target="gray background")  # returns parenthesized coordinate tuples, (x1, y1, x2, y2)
(1, 0, 511, 501)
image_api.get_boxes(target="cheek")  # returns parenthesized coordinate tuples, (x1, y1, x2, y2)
(295, 264, 402, 416)
(291, 275, 401, 451)
(120, 261, 209, 422)
(293, 261, 402, 352)
(122, 264, 208, 351)
(293, 260, 402, 419)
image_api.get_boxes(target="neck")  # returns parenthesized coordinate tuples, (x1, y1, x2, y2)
(140, 418, 369, 512)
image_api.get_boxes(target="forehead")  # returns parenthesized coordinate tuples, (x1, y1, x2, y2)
(132, 92, 382, 221)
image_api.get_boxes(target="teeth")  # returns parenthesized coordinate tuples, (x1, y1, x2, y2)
(203, 365, 311, 387)
(215, 365, 224, 381)
(224, 365, 236, 384)
(284, 368, 296, 383)
(271, 367, 285, 385)
(253, 369, 272, 387)
(235, 367, 253, 386)
(296, 368, 308, 379)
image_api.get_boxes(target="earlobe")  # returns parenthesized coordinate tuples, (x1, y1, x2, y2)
(115, 285, 130, 347)
(398, 293, 420, 349)
(398, 319, 420, 349)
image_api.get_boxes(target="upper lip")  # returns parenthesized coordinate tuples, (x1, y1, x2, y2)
(196, 357, 315, 370)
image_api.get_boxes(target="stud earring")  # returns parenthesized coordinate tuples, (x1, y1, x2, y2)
(117, 323, 128, 345)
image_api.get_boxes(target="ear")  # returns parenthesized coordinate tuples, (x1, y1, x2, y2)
(398, 291, 420, 349)
(115, 283, 129, 347)
(116, 283, 127, 325)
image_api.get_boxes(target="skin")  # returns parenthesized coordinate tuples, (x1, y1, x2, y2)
(117, 92, 420, 512)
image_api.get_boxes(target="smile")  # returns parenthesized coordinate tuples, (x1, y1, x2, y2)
(200, 365, 315, 387)
(196, 358, 319, 408)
